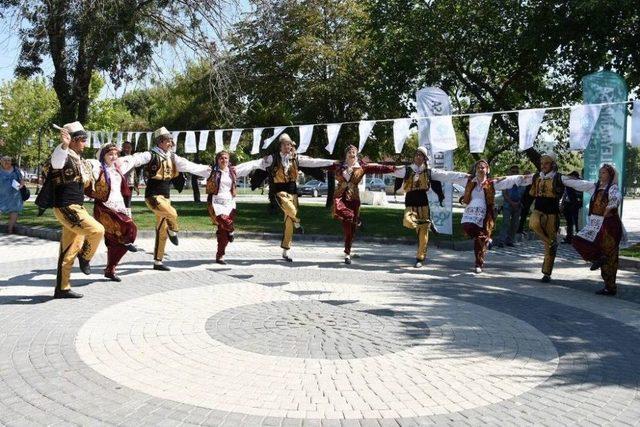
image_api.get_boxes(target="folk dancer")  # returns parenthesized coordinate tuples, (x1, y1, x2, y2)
(86, 142, 148, 281)
(566, 164, 624, 296)
(49, 122, 105, 299)
(205, 151, 260, 264)
(256, 134, 335, 262)
(140, 127, 211, 271)
(329, 145, 395, 264)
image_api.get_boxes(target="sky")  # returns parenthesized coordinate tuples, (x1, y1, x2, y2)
(0, 1, 250, 99)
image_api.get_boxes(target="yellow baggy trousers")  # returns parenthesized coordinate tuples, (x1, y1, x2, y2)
(145, 195, 179, 261)
(403, 206, 430, 262)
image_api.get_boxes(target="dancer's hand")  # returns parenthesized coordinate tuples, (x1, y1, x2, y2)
(60, 128, 71, 149)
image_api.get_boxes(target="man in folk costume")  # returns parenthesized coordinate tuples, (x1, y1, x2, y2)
(329, 145, 396, 264)
(206, 151, 260, 264)
(256, 133, 335, 262)
(564, 164, 625, 296)
(521, 153, 566, 282)
(393, 146, 461, 268)
(140, 127, 211, 270)
(86, 142, 148, 281)
(49, 122, 105, 299)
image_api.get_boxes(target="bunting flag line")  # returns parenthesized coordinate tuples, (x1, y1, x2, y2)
(134, 132, 141, 149)
(632, 100, 640, 147)
(106, 132, 112, 144)
(325, 123, 342, 154)
(262, 126, 287, 149)
(91, 132, 99, 149)
(297, 125, 314, 154)
(146, 132, 153, 149)
(393, 119, 412, 154)
(518, 108, 546, 151)
(116, 132, 123, 148)
(469, 114, 493, 153)
(230, 129, 243, 151)
(171, 131, 181, 145)
(215, 130, 224, 153)
(569, 104, 602, 150)
(251, 128, 264, 154)
(429, 115, 457, 153)
(126, 132, 133, 144)
(358, 120, 376, 152)
(184, 131, 197, 154)
(198, 130, 210, 151)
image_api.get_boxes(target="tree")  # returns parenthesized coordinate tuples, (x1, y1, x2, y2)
(1, 0, 242, 124)
(0, 77, 59, 167)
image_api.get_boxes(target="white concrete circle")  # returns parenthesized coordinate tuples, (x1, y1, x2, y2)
(76, 282, 559, 419)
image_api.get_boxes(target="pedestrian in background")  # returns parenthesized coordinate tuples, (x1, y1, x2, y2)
(517, 169, 534, 237)
(498, 165, 525, 247)
(561, 170, 582, 244)
(0, 155, 26, 234)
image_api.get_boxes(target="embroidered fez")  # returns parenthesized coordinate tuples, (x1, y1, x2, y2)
(63, 121, 87, 139)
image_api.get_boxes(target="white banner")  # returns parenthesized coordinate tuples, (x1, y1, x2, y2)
(429, 115, 457, 153)
(393, 118, 412, 153)
(214, 130, 224, 153)
(251, 128, 264, 154)
(297, 125, 314, 154)
(116, 132, 123, 148)
(229, 129, 243, 151)
(126, 132, 132, 143)
(632, 100, 640, 147)
(171, 131, 181, 147)
(262, 126, 287, 149)
(469, 114, 492, 153)
(134, 132, 141, 148)
(184, 131, 197, 153)
(569, 104, 602, 150)
(416, 87, 451, 154)
(358, 120, 376, 152)
(325, 123, 342, 154)
(198, 130, 210, 151)
(146, 132, 153, 149)
(518, 108, 545, 151)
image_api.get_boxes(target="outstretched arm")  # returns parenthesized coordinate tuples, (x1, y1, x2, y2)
(561, 176, 596, 194)
(235, 159, 264, 177)
(116, 152, 151, 175)
(363, 163, 396, 174)
(494, 175, 524, 191)
(174, 154, 212, 177)
(297, 155, 336, 168)
(430, 168, 470, 186)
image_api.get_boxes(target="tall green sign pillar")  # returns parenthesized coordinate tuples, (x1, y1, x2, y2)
(582, 71, 628, 219)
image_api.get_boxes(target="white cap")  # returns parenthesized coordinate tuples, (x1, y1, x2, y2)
(153, 127, 171, 142)
(541, 152, 557, 162)
(279, 133, 295, 146)
(416, 146, 429, 159)
(63, 121, 87, 138)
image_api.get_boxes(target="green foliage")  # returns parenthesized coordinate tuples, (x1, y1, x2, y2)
(0, 78, 59, 167)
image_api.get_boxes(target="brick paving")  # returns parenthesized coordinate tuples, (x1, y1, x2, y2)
(1, 232, 640, 426)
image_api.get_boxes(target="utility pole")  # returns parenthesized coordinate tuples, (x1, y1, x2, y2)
(36, 128, 43, 194)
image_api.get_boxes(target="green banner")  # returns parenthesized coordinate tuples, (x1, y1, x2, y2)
(582, 71, 628, 218)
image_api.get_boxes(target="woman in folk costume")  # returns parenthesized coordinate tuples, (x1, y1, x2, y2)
(392, 146, 451, 268)
(329, 145, 396, 264)
(206, 151, 260, 264)
(565, 164, 625, 296)
(140, 127, 211, 271)
(437, 160, 524, 273)
(86, 142, 147, 281)
(255, 133, 336, 262)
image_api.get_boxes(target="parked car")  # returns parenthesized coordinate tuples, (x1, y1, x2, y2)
(297, 180, 328, 197)
(365, 178, 386, 192)
(384, 175, 402, 195)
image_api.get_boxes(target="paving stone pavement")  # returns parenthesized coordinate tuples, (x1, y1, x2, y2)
(1, 232, 640, 426)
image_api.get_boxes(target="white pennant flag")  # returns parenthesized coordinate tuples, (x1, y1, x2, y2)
(134, 132, 141, 148)
(126, 132, 133, 143)
(146, 132, 153, 149)
(569, 104, 602, 150)
(214, 130, 224, 153)
(171, 131, 181, 144)
(469, 114, 493, 153)
(297, 125, 314, 154)
(518, 108, 545, 151)
(229, 129, 243, 151)
(429, 115, 457, 153)
(393, 119, 412, 153)
(358, 120, 376, 152)
(116, 132, 123, 148)
(632, 100, 640, 147)
(184, 131, 197, 153)
(262, 126, 287, 149)
(198, 130, 210, 151)
(251, 128, 264, 154)
(106, 132, 112, 144)
(325, 123, 342, 154)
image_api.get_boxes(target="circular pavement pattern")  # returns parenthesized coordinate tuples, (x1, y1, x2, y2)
(76, 282, 559, 419)
(205, 300, 429, 359)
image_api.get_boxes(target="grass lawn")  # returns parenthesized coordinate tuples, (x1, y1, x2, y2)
(621, 243, 640, 259)
(16, 201, 482, 242)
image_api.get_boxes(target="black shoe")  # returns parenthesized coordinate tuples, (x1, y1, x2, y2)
(228, 233, 235, 243)
(153, 264, 171, 271)
(561, 238, 572, 244)
(590, 257, 606, 271)
(78, 257, 91, 275)
(282, 255, 293, 263)
(344, 257, 352, 265)
(125, 244, 138, 252)
(168, 231, 179, 246)
(595, 288, 617, 296)
(541, 274, 551, 283)
(104, 272, 121, 282)
(216, 258, 227, 265)
(53, 289, 83, 299)
(506, 242, 515, 247)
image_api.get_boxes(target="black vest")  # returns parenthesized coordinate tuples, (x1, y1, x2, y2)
(51, 156, 86, 207)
